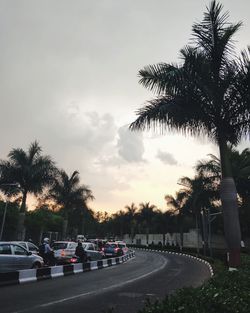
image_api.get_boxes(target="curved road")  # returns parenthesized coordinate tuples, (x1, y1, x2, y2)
(1, 250, 211, 313)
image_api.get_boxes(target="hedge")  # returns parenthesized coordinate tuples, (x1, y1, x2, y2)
(138, 254, 250, 313)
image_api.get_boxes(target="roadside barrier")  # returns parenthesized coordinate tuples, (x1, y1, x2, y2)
(0, 251, 135, 287)
(132, 247, 214, 277)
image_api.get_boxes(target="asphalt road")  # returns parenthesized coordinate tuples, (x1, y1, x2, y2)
(1, 250, 211, 313)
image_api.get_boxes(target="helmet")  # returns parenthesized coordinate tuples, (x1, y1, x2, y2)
(43, 237, 50, 243)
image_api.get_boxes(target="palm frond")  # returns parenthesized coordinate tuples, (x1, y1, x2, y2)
(139, 63, 182, 95)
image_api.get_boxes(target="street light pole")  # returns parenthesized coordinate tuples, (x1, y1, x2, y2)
(0, 183, 20, 241)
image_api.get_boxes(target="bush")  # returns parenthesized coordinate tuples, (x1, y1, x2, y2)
(138, 254, 250, 313)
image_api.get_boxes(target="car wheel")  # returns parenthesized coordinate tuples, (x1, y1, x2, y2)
(32, 262, 41, 269)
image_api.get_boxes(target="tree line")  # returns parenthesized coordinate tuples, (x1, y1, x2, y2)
(1, 142, 249, 251)
(0, 141, 94, 241)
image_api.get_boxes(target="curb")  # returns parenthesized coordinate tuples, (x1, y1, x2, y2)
(132, 247, 214, 277)
(0, 251, 135, 287)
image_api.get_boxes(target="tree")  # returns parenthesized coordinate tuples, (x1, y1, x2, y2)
(138, 202, 156, 244)
(124, 203, 138, 239)
(130, 1, 250, 267)
(177, 175, 219, 255)
(165, 191, 188, 251)
(196, 147, 250, 238)
(48, 170, 94, 239)
(0, 141, 55, 240)
(25, 206, 63, 244)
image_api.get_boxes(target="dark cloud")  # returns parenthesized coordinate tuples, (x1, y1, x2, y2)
(156, 150, 178, 165)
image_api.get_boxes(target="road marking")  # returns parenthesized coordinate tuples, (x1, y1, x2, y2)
(12, 255, 168, 313)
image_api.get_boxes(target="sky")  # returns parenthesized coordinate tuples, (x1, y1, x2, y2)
(0, 0, 249, 214)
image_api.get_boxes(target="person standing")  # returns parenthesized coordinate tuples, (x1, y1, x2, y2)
(75, 241, 87, 263)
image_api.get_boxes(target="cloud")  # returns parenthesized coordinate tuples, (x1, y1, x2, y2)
(117, 126, 145, 163)
(156, 150, 178, 165)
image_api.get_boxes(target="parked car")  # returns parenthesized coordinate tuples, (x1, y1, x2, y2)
(11, 241, 39, 255)
(52, 241, 78, 264)
(76, 234, 86, 242)
(0, 242, 44, 272)
(87, 239, 107, 251)
(103, 242, 124, 257)
(115, 241, 129, 254)
(82, 242, 104, 261)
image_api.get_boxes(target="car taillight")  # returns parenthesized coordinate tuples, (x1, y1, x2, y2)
(115, 248, 119, 252)
(61, 250, 65, 256)
(101, 247, 104, 251)
(70, 257, 77, 263)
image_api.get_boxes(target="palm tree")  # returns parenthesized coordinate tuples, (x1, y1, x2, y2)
(196, 148, 250, 202)
(130, 1, 250, 267)
(138, 202, 156, 244)
(48, 170, 94, 239)
(197, 148, 250, 240)
(165, 191, 188, 251)
(178, 175, 219, 256)
(124, 203, 138, 240)
(0, 141, 55, 240)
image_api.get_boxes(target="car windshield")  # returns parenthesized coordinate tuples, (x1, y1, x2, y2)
(52, 243, 68, 250)
(105, 243, 117, 248)
(118, 243, 125, 248)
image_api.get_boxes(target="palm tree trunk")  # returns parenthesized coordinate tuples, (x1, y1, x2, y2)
(195, 212, 200, 256)
(17, 191, 27, 240)
(179, 213, 183, 252)
(62, 219, 68, 240)
(81, 217, 85, 235)
(17, 212, 26, 240)
(219, 139, 241, 268)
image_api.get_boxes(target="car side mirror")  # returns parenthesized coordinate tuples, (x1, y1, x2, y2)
(27, 251, 32, 256)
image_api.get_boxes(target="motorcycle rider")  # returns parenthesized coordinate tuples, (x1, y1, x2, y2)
(40, 237, 55, 266)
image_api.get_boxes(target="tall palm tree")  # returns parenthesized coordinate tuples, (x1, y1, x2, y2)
(48, 170, 94, 239)
(0, 141, 55, 240)
(130, 1, 250, 267)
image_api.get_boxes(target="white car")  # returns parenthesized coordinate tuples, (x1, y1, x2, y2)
(11, 241, 39, 255)
(52, 241, 78, 264)
(0, 242, 44, 272)
(82, 242, 104, 261)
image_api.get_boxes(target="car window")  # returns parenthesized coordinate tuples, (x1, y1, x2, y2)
(12, 245, 27, 256)
(18, 242, 26, 248)
(88, 244, 94, 251)
(118, 244, 125, 248)
(28, 242, 38, 251)
(68, 243, 76, 249)
(52, 243, 67, 250)
(0, 244, 12, 255)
